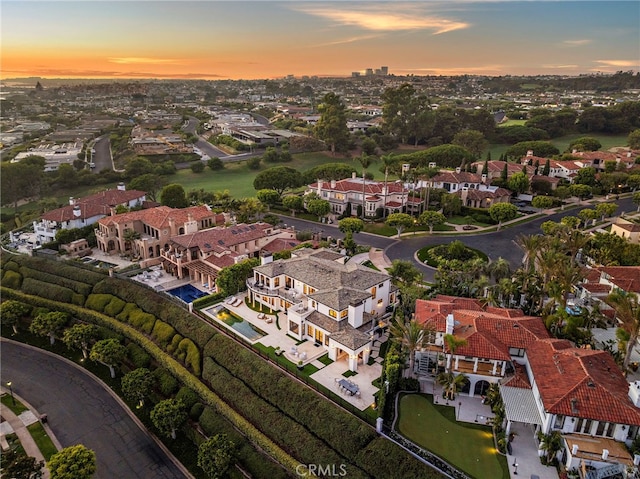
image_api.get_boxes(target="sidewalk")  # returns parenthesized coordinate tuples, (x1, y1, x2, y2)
(369, 247, 393, 271)
(1, 389, 62, 479)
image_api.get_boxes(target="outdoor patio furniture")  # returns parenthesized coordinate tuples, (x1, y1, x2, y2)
(257, 313, 265, 320)
(226, 296, 236, 304)
(265, 317, 273, 324)
(338, 379, 358, 396)
(300, 352, 307, 360)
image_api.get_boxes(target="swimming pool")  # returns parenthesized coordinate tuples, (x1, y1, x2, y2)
(167, 284, 208, 303)
(205, 305, 266, 342)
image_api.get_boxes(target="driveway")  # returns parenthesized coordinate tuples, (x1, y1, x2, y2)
(0, 340, 188, 479)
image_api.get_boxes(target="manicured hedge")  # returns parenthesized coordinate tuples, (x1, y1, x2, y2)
(206, 334, 376, 458)
(8, 255, 105, 286)
(0, 288, 303, 475)
(1, 270, 22, 289)
(93, 278, 216, 349)
(198, 406, 289, 479)
(116, 303, 138, 322)
(355, 437, 444, 479)
(166, 334, 182, 354)
(128, 309, 156, 334)
(18, 266, 93, 298)
(21, 278, 83, 305)
(151, 320, 176, 347)
(85, 294, 115, 313)
(201, 357, 364, 475)
(192, 291, 226, 309)
(104, 296, 126, 317)
(1, 259, 20, 272)
(175, 338, 201, 376)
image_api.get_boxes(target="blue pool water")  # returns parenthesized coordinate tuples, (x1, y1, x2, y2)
(204, 305, 266, 342)
(167, 284, 208, 303)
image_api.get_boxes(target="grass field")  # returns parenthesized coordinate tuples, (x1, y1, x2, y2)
(396, 393, 509, 479)
(1, 393, 29, 415)
(27, 421, 58, 460)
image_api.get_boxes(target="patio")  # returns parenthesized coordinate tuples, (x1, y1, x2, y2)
(217, 293, 384, 411)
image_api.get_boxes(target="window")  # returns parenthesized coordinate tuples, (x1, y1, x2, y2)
(312, 301, 316, 308)
(371, 287, 377, 297)
(377, 299, 383, 305)
(274, 277, 280, 287)
(509, 347, 525, 357)
(329, 310, 337, 318)
(340, 310, 348, 318)
(554, 415, 565, 429)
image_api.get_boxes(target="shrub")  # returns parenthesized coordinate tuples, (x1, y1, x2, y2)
(126, 342, 151, 369)
(153, 368, 178, 397)
(151, 320, 176, 348)
(128, 309, 156, 334)
(9, 255, 105, 286)
(166, 333, 183, 354)
(85, 294, 115, 313)
(21, 278, 74, 303)
(176, 386, 199, 410)
(189, 402, 204, 421)
(2, 260, 20, 273)
(175, 338, 201, 376)
(104, 297, 126, 317)
(1, 270, 22, 289)
(19, 266, 93, 297)
(192, 291, 226, 309)
(116, 303, 138, 322)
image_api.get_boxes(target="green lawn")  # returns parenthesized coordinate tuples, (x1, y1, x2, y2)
(27, 422, 58, 460)
(397, 393, 509, 479)
(1, 393, 29, 415)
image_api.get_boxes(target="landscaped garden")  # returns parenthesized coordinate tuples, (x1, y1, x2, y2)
(417, 241, 489, 268)
(396, 393, 509, 479)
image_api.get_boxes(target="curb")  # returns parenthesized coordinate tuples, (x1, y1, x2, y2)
(0, 338, 194, 479)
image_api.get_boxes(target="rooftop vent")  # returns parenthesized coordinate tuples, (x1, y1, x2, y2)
(570, 398, 578, 414)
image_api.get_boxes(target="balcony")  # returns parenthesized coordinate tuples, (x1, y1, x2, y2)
(246, 278, 305, 306)
(454, 359, 499, 376)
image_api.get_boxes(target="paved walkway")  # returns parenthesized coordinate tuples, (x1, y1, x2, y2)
(1, 388, 62, 479)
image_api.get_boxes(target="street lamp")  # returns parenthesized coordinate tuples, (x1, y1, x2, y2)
(512, 458, 518, 475)
(7, 381, 15, 405)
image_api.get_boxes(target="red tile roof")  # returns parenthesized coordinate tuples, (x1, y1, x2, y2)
(527, 339, 640, 425)
(599, 266, 640, 294)
(42, 189, 146, 222)
(503, 362, 532, 389)
(99, 205, 220, 230)
(170, 222, 276, 254)
(431, 171, 482, 184)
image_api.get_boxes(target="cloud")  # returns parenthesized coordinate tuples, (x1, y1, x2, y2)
(108, 57, 184, 65)
(563, 39, 591, 46)
(542, 64, 579, 69)
(594, 60, 639, 68)
(311, 34, 384, 47)
(292, 4, 469, 34)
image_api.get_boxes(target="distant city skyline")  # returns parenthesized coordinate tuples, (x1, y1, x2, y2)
(1, 1, 638, 80)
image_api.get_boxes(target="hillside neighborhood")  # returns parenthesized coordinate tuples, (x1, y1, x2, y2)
(2, 72, 640, 479)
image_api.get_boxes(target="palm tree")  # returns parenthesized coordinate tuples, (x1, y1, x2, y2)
(516, 234, 543, 271)
(606, 292, 640, 372)
(537, 430, 563, 464)
(488, 257, 512, 283)
(437, 372, 468, 401)
(443, 334, 467, 373)
(389, 316, 435, 378)
(355, 153, 373, 220)
(380, 153, 395, 218)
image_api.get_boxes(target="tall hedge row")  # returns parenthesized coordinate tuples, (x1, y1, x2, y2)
(206, 334, 376, 458)
(197, 406, 289, 479)
(18, 266, 93, 298)
(1, 270, 22, 289)
(7, 255, 106, 286)
(0, 288, 301, 476)
(21, 278, 84, 305)
(201, 357, 369, 477)
(93, 278, 215, 348)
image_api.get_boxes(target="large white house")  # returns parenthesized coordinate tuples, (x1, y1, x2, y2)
(248, 249, 397, 371)
(414, 295, 640, 478)
(33, 183, 146, 245)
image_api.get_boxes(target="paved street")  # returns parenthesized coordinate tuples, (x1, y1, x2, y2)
(1, 340, 188, 479)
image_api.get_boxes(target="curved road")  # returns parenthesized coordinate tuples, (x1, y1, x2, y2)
(277, 196, 636, 282)
(1, 340, 187, 479)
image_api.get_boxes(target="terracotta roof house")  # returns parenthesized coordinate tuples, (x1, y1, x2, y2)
(307, 173, 410, 218)
(160, 222, 298, 288)
(414, 295, 549, 396)
(611, 218, 640, 244)
(33, 183, 146, 245)
(95, 205, 224, 267)
(415, 295, 640, 477)
(473, 160, 535, 181)
(248, 248, 398, 371)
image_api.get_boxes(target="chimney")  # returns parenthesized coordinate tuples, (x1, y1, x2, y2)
(628, 381, 640, 407)
(69, 196, 75, 206)
(317, 179, 323, 195)
(455, 167, 461, 174)
(481, 174, 487, 184)
(602, 449, 609, 460)
(73, 205, 81, 217)
(331, 179, 336, 188)
(109, 206, 116, 216)
(352, 172, 357, 179)
(117, 182, 126, 191)
(382, 186, 387, 196)
(634, 454, 640, 466)
(445, 313, 454, 335)
(572, 444, 579, 455)
(570, 398, 578, 414)
(260, 250, 273, 265)
(572, 149, 577, 154)
(526, 150, 533, 157)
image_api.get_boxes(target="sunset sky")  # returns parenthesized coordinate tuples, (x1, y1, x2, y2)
(2, 1, 638, 80)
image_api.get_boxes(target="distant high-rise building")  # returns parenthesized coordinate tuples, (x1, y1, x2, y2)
(352, 72, 361, 77)
(374, 69, 382, 75)
(365, 68, 374, 76)
(381, 66, 389, 75)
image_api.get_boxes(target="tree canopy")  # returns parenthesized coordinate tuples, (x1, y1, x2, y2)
(253, 166, 304, 196)
(49, 445, 96, 479)
(314, 92, 350, 154)
(160, 184, 188, 208)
